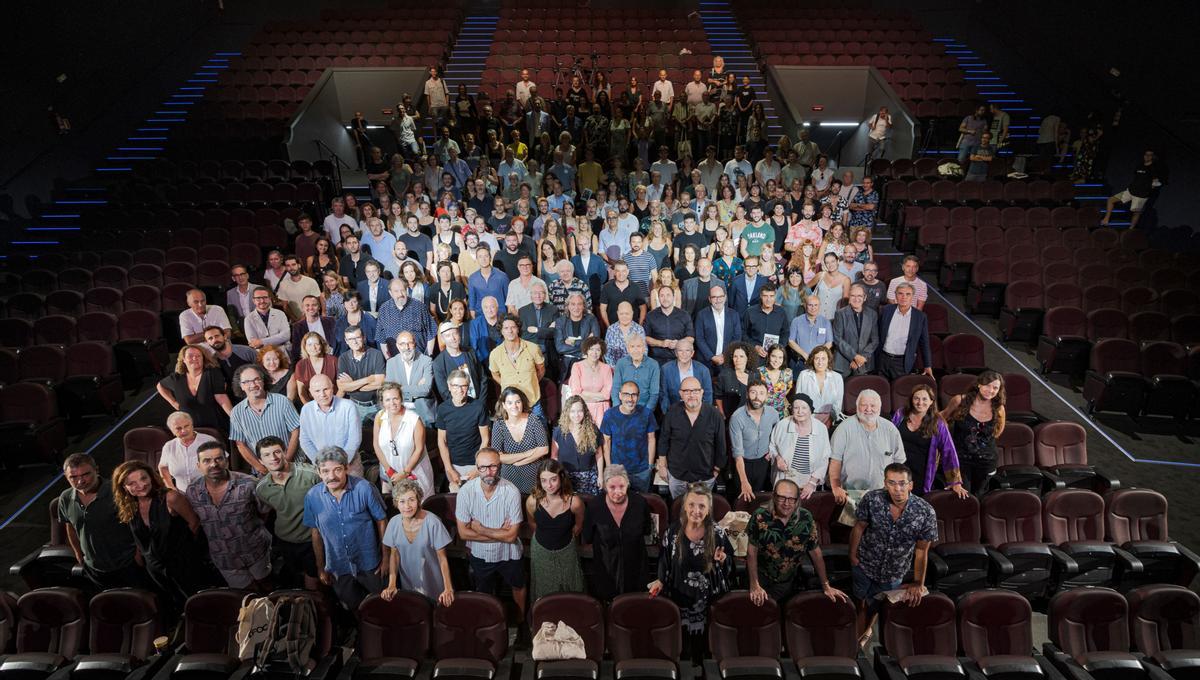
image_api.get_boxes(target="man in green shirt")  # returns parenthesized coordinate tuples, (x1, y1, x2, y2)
(254, 436, 321, 590)
(58, 453, 148, 590)
(747, 478, 848, 605)
(739, 205, 774, 259)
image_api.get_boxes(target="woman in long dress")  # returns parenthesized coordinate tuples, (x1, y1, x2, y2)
(373, 382, 434, 498)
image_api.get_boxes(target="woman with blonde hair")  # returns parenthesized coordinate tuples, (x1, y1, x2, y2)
(295, 331, 338, 404)
(645, 220, 672, 269)
(320, 270, 348, 319)
(156, 344, 232, 432)
(821, 222, 850, 258)
(525, 459, 585, 601)
(112, 460, 222, 613)
(849, 226, 874, 264)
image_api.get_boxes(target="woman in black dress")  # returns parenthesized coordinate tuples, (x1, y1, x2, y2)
(941, 370, 1007, 496)
(581, 465, 650, 602)
(112, 460, 224, 617)
(156, 345, 232, 433)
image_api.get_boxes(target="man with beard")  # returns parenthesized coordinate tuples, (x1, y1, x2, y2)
(454, 448, 528, 624)
(303, 446, 388, 610)
(289, 295, 336, 363)
(59, 453, 147, 590)
(849, 463, 936, 644)
(244, 287, 291, 353)
(254, 436, 321, 590)
(186, 441, 274, 592)
(376, 278, 436, 358)
(229, 364, 300, 475)
(203, 325, 255, 387)
(730, 380, 778, 502)
(383, 331, 436, 427)
(433, 323, 488, 402)
(747, 478, 849, 606)
(581, 465, 651, 601)
(828, 389, 905, 505)
(553, 292, 600, 378)
(276, 255, 321, 320)
(656, 376, 727, 499)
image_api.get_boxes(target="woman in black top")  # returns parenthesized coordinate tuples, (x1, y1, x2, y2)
(112, 460, 223, 617)
(941, 370, 1007, 496)
(715, 342, 757, 416)
(581, 465, 651, 602)
(156, 345, 232, 433)
(525, 460, 585, 601)
(735, 76, 755, 143)
(431, 261, 467, 321)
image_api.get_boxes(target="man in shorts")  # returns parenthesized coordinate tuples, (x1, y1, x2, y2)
(1102, 149, 1165, 229)
(255, 436, 321, 590)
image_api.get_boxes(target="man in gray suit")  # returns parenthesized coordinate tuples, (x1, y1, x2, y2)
(383, 331, 437, 426)
(243, 288, 291, 354)
(832, 284, 879, 376)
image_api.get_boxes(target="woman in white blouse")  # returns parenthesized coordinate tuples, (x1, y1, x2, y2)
(158, 411, 215, 493)
(767, 394, 832, 497)
(794, 345, 844, 427)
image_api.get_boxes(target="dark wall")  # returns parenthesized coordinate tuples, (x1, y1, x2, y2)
(887, 0, 1198, 228)
(0, 0, 213, 184)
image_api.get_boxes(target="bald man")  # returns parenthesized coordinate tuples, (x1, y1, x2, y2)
(298, 374, 363, 474)
(657, 375, 727, 498)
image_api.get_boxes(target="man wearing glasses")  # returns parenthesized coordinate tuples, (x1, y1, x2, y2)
(848, 463, 936, 645)
(244, 288, 291, 354)
(435, 369, 491, 491)
(600, 381, 659, 493)
(226, 264, 264, 320)
(657, 376, 727, 499)
(747, 478, 848, 606)
(229, 364, 301, 475)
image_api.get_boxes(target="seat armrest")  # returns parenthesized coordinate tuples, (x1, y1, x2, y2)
(1112, 546, 1144, 574)
(1047, 546, 1079, 575)
(1040, 645, 1094, 680)
(984, 547, 1015, 577)
(927, 550, 949, 580)
(872, 649, 908, 680)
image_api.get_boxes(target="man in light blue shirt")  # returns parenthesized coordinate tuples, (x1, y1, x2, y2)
(467, 247, 511, 317)
(788, 295, 834, 364)
(610, 336, 661, 410)
(498, 147, 527, 185)
(299, 374, 363, 473)
(359, 217, 397, 273)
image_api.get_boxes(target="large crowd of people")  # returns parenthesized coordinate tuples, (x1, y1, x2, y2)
(55, 57, 1026, 658)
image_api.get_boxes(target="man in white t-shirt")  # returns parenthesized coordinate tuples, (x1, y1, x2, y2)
(723, 145, 753, 185)
(180, 289, 231, 345)
(277, 255, 322, 319)
(322, 197, 355, 247)
(514, 68, 536, 107)
(424, 66, 450, 128)
(684, 70, 707, 108)
(865, 106, 892, 161)
(1037, 114, 1061, 159)
(649, 145, 678, 189)
(652, 69, 675, 105)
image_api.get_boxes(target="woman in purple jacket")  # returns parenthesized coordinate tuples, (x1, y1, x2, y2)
(891, 384, 967, 497)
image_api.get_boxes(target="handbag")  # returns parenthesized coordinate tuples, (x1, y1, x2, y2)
(531, 621, 587, 661)
(835, 490, 867, 527)
(717, 511, 752, 557)
(235, 595, 275, 660)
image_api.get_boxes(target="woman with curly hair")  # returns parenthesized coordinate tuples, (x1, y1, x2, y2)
(715, 341, 757, 416)
(551, 395, 605, 495)
(757, 344, 794, 419)
(941, 370, 1006, 496)
(112, 460, 223, 613)
(893, 384, 966, 497)
(567, 336, 613, 427)
(257, 344, 296, 401)
(295, 331, 338, 404)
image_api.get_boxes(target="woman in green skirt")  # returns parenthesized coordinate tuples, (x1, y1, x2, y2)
(525, 459, 586, 601)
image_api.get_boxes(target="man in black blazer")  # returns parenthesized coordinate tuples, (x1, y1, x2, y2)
(289, 295, 338, 362)
(432, 322, 489, 402)
(553, 292, 601, 378)
(876, 282, 933, 379)
(729, 255, 767, 312)
(518, 285, 560, 355)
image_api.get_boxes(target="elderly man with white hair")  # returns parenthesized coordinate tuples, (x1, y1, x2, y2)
(548, 259, 592, 314)
(827, 388, 904, 503)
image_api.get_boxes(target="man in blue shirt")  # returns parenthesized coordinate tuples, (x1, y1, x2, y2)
(359, 217, 397, 273)
(600, 381, 659, 492)
(467, 246, 511, 317)
(299, 375, 363, 474)
(788, 295, 833, 367)
(303, 446, 388, 610)
(610, 336, 660, 411)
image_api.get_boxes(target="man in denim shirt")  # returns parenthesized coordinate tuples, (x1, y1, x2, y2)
(303, 446, 388, 610)
(848, 463, 936, 644)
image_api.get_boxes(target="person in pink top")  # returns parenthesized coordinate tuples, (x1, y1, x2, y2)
(568, 336, 614, 426)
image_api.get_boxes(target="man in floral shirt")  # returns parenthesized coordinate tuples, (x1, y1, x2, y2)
(849, 463, 937, 643)
(846, 175, 879, 230)
(747, 479, 849, 605)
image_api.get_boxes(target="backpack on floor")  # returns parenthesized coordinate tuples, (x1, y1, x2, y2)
(256, 594, 318, 674)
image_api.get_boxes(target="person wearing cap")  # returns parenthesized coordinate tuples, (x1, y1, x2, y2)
(432, 321, 489, 402)
(768, 393, 833, 493)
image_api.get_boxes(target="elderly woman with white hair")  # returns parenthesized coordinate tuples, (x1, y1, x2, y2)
(581, 465, 652, 602)
(767, 394, 832, 497)
(158, 411, 216, 493)
(827, 388, 905, 504)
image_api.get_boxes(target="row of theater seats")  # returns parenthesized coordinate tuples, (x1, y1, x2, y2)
(2, 271, 232, 325)
(886, 177, 1081, 205)
(1079, 338, 1200, 421)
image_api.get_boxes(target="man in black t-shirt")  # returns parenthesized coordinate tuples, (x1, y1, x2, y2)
(598, 261, 647, 326)
(672, 215, 712, 263)
(434, 369, 491, 492)
(1102, 149, 1165, 229)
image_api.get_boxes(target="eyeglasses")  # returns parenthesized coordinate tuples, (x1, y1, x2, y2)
(450, 383, 469, 389)
(776, 495, 798, 504)
(239, 377, 264, 385)
(477, 464, 500, 471)
(619, 392, 639, 398)
(681, 388, 702, 394)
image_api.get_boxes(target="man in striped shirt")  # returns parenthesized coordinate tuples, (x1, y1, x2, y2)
(229, 364, 301, 476)
(886, 255, 928, 311)
(624, 233, 657, 301)
(454, 448, 528, 622)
